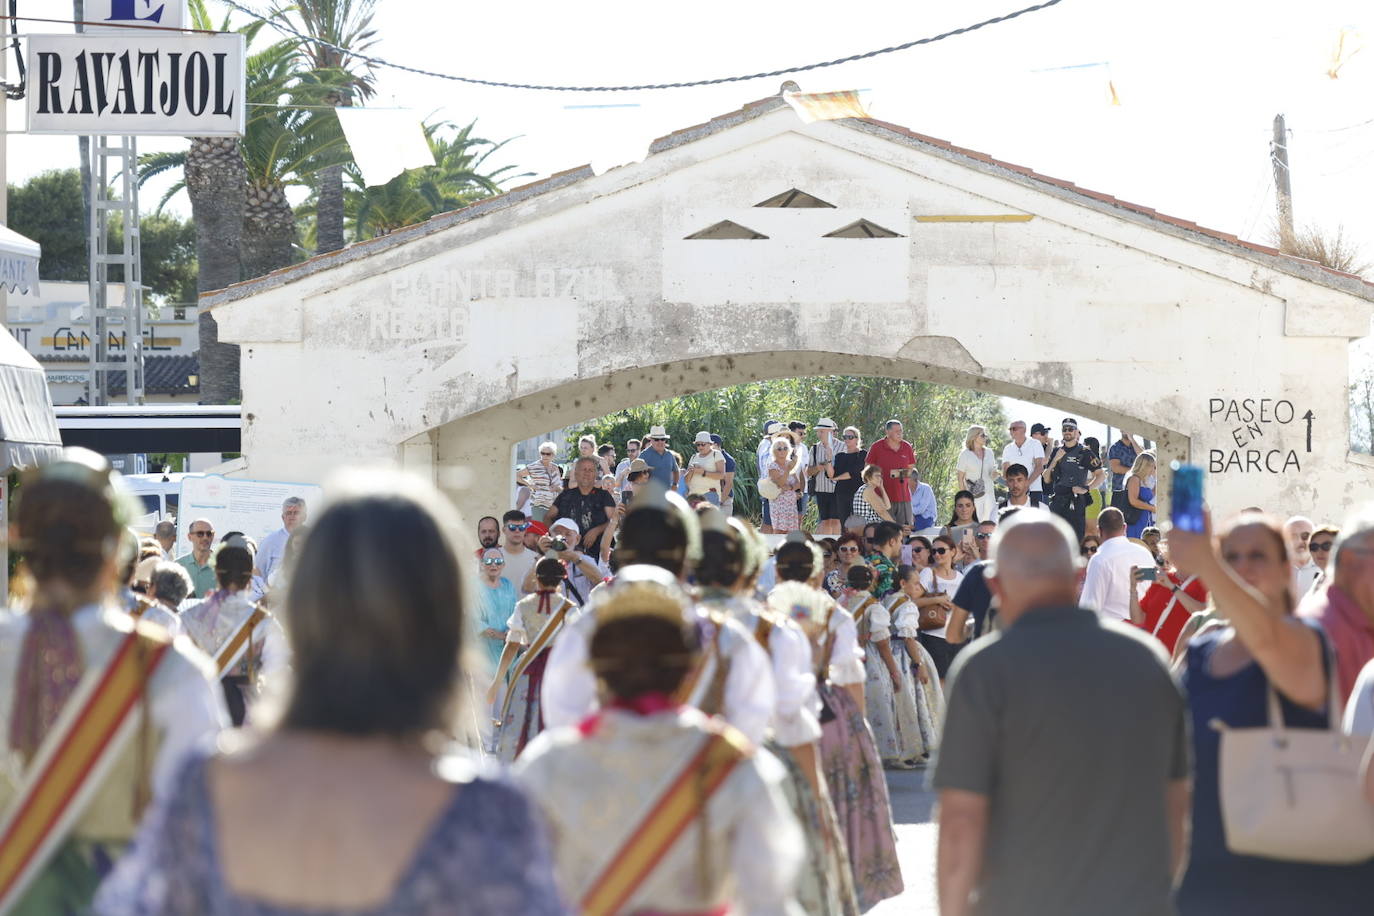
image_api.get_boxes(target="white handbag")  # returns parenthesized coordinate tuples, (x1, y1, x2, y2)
(1214, 656, 1374, 864)
(757, 477, 782, 500)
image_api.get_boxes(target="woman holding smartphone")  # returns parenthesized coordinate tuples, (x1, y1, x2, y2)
(941, 490, 980, 568)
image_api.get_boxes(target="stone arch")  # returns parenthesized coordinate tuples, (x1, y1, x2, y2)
(414, 350, 1186, 524)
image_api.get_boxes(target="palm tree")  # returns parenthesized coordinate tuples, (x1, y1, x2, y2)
(239, 46, 351, 278)
(270, 0, 379, 255)
(344, 121, 525, 240)
(141, 45, 351, 280)
(174, 1, 263, 401)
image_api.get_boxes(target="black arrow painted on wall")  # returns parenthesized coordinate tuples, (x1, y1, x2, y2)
(1303, 410, 1314, 453)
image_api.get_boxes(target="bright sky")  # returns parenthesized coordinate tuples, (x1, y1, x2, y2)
(7, 0, 1373, 424)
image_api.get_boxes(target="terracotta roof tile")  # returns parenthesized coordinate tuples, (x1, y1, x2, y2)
(857, 116, 1372, 288)
(202, 97, 1374, 306)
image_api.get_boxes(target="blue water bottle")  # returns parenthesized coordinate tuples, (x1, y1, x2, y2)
(1170, 462, 1205, 533)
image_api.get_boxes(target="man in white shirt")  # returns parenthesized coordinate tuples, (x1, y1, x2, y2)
(613, 438, 641, 489)
(1081, 507, 1155, 622)
(684, 431, 726, 505)
(256, 496, 307, 583)
(1001, 420, 1046, 494)
(1283, 515, 1322, 598)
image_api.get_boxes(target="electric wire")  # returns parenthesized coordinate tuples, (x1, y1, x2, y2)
(218, 0, 1069, 93)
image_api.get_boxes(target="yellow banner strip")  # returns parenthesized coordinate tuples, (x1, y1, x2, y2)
(916, 214, 1034, 223)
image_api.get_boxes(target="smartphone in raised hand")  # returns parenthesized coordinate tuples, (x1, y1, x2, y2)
(1170, 462, 1205, 533)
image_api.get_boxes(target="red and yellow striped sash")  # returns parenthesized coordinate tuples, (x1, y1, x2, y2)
(0, 629, 171, 911)
(580, 727, 749, 916)
(495, 600, 572, 727)
(213, 606, 268, 678)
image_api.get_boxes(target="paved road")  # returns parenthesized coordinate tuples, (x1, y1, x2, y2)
(869, 768, 938, 915)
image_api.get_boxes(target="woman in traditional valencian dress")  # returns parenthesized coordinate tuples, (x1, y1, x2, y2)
(0, 449, 226, 914)
(714, 528, 857, 916)
(180, 545, 290, 726)
(516, 577, 804, 915)
(487, 558, 575, 763)
(780, 555, 904, 910)
(886, 566, 946, 762)
(842, 566, 905, 767)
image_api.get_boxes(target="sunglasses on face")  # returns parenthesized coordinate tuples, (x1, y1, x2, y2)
(843, 434, 857, 439)
(191, 531, 213, 538)
(839, 546, 860, 553)
(1084, 546, 1099, 554)
(933, 547, 950, 555)
(975, 533, 992, 540)
(910, 545, 927, 553)
(506, 522, 529, 531)
(540, 452, 554, 457)
(482, 557, 505, 566)
(1309, 541, 1333, 552)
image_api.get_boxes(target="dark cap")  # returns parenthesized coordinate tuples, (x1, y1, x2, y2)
(1061, 418, 1079, 430)
(1030, 423, 1050, 435)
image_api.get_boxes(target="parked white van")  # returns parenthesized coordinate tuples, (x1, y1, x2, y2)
(122, 472, 187, 522)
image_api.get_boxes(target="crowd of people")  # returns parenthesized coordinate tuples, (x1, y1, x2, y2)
(4, 436, 1374, 915)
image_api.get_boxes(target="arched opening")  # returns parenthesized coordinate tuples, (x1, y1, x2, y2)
(409, 351, 1186, 526)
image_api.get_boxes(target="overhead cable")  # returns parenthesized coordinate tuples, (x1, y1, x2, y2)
(218, 0, 1068, 93)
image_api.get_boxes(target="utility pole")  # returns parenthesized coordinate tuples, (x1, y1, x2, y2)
(1271, 113, 1294, 250)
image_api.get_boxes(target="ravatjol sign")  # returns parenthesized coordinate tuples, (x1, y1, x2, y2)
(25, 30, 245, 137)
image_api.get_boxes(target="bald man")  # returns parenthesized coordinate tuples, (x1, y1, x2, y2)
(933, 509, 1189, 916)
(1283, 515, 1321, 598)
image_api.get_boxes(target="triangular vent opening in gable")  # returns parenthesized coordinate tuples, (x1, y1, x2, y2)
(823, 219, 903, 239)
(754, 189, 836, 208)
(685, 221, 770, 240)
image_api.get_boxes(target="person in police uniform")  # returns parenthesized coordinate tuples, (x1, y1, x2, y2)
(1041, 418, 1105, 542)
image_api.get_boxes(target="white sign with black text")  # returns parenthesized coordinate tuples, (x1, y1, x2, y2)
(26, 31, 245, 136)
(83, 1, 188, 33)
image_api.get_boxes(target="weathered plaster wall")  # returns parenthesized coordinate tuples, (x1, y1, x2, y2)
(211, 108, 1373, 527)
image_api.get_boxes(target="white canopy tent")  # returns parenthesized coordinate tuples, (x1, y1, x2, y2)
(0, 226, 61, 599)
(0, 224, 41, 297)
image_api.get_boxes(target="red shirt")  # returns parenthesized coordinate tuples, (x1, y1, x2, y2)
(866, 437, 916, 504)
(1299, 584, 1374, 702)
(1135, 572, 1208, 656)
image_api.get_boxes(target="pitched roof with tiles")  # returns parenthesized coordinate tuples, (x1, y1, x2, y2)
(108, 354, 199, 395)
(202, 95, 1374, 308)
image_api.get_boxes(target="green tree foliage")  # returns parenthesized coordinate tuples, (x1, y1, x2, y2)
(343, 121, 527, 240)
(7, 169, 85, 282)
(572, 376, 1006, 523)
(7, 170, 198, 306)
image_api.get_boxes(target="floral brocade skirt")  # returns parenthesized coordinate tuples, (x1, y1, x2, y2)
(862, 641, 902, 762)
(765, 738, 860, 916)
(494, 649, 550, 764)
(894, 637, 945, 758)
(818, 683, 903, 911)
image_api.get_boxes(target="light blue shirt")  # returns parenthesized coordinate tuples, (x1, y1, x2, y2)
(475, 578, 517, 673)
(912, 481, 938, 529)
(640, 445, 678, 488)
